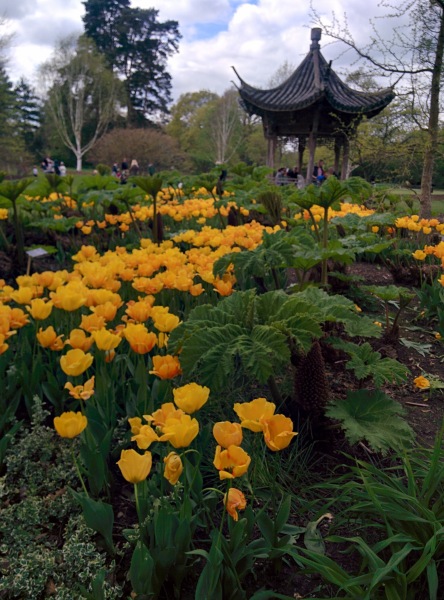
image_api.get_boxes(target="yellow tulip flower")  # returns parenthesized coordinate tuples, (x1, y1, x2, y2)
(413, 375, 430, 390)
(213, 444, 251, 480)
(262, 414, 297, 451)
(159, 414, 199, 448)
(64, 376, 95, 401)
(37, 325, 64, 350)
(224, 487, 247, 521)
(26, 298, 54, 320)
(153, 312, 181, 333)
(163, 452, 183, 485)
(117, 449, 152, 484)
(131, 424, 159, 450)
(123, 323, 157, 354)
(60, 348, 94, 377)
(173, 382, 210, 414)
(213, 422, 243, 448)
(92, 328, 122, 351)
(149, 354, 182, 379)
(233, 398, 276, 432)
(145, 403, 184, 428)
(54, 411, 88, 438)
(65, 328, 94, 351)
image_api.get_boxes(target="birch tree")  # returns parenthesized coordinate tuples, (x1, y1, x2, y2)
(40, 35, 122, 171)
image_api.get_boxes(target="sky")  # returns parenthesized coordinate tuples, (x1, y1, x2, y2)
(0, 0, 399, 101)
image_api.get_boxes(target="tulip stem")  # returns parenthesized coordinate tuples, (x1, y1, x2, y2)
(218, 480, 231, 541)
(134, 483, 141, 523)
(72, 447, 89, 497)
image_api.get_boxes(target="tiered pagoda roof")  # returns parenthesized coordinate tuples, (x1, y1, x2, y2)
(234, 28, 395, 139)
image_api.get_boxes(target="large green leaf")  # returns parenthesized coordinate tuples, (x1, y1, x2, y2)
(326, 389, 415, 454)
(329, 339, 409, 386)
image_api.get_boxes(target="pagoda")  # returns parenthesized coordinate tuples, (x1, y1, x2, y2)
(234, 28, 395, 180)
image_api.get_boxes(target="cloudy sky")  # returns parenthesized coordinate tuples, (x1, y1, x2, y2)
(0, 0, 397, 100)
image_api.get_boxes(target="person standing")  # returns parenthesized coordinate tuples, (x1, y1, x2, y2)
(313, 160, 325, 185)
(130, 159, 139, 176)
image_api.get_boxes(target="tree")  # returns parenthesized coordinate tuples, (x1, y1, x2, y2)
(39, 35, 123, 171)
(88, 127, 185, 172)
(83, 1, 181, 125)
(206, 89, 248, 164)
(311, 0, 444, 217)
(14, 78, 43, 156)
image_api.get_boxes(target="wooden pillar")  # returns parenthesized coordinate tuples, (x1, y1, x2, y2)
(298, 139, 305, 173)
(341, 137, 350, 180)
(267, 137, 277, 169)
(306, 110, 320, 184)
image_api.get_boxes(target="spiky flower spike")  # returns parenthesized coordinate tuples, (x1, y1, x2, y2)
(293, 340, 329, 420)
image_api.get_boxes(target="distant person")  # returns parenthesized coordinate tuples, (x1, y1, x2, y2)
(59, 162, 66, 176)
(121, 158, 129, 184)
(130, 159, 139, 176)
(326, 166, 338, 178)
(148, 163, 155, 176)
(32, 166, 38, 177)
(313, 160, 325, 185)
(112, 162, 119, 177)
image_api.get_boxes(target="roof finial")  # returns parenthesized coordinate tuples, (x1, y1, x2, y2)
(310, 27, 322, 50)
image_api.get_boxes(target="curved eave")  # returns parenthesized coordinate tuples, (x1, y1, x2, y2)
(236, 50, 396, 116)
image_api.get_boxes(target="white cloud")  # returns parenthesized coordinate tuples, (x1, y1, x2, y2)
(1, 0, 406, 100)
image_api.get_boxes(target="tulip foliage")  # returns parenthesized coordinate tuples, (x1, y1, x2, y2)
(2, 171, 443, 598)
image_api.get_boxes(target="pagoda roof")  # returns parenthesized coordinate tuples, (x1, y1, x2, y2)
(234, 29, 395, 118)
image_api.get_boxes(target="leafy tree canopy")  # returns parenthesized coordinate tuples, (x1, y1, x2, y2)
(83, 0, 181, 125)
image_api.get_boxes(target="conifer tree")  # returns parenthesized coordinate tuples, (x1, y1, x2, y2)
(82, 0, 180, 125)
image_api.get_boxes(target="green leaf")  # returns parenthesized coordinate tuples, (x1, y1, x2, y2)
(326, 389, 415, 455)
(399, 338, 432, 356)
(129, 541, 154, 595)
(329, 339, 409, 385)
(70, 490, 114, 553)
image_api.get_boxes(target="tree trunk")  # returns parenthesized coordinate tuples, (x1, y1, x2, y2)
(420, 6, 444, 218)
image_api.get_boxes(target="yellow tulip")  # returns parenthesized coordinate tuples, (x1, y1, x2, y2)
(233, 398, 276, 432)
(224, 487, 247, 521)
(50, 283, 87, 311)
(65, 328, 94, 351)
(131, 424, 159, 449)
(159, 414, 199, 448)
(54, 411, 88, 438)
(60, 348, 94, 377)
(92, 328, 122, 351)
(149, 354, 182, 379)
(128, 416, 143, 435)
(80, 313, 106, 332)
(173, 382, 210, 414)
(26, 298, 53, 320)
(153, 312, 181, 333)
(36, 325, 64, 350)
(412, 249, 427, 261)
(413, 375, 430, 390)
(145, 403, 184, 428)
(262, 414, 297, 451)
(125, 298, 154, 322)
(117, 449, 152, 484)
(213, 422, 243, 448)
(213, 444, 251, 480)
(123, 323, 157, 354)
(90, 301, 120, 322)
(163, 452, 183, 485)
(64, 376, 95, 401)
(10, 287, 34, 305)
